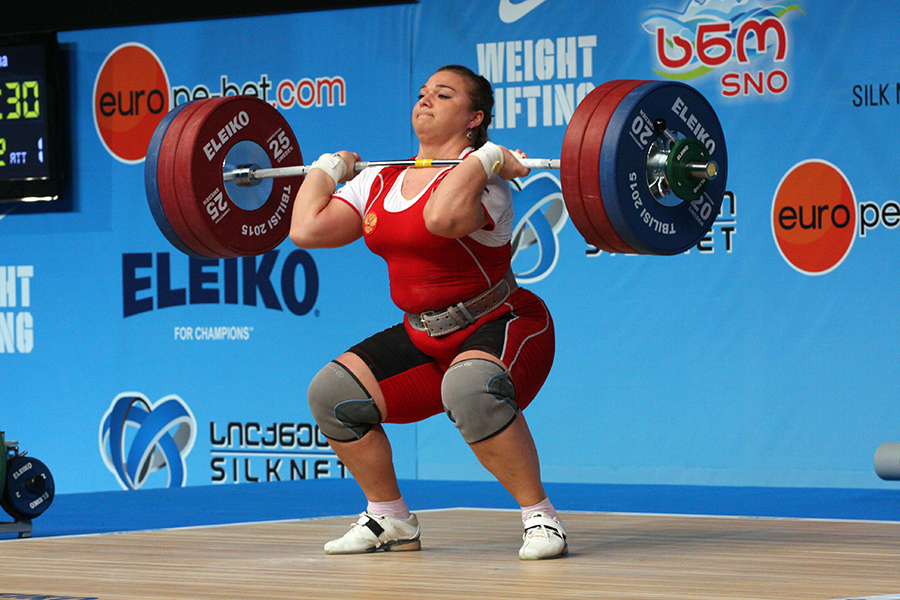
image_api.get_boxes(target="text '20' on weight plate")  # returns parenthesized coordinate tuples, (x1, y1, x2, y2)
(599, 81, 728, 255)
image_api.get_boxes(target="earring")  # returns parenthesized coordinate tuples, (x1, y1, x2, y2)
(466, 130, 474, 140)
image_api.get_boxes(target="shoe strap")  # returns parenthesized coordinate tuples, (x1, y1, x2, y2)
(523, 515, 566, 540)
(362, 515, 385, 537)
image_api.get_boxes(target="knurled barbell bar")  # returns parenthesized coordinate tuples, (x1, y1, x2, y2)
(225, 157, 557, 183)
(223, 156, 716, 185)
(145, 79, 728, 258)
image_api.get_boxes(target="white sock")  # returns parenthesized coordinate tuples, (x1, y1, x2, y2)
(367, 497, 411, 520)
(521, 497, 557, 521)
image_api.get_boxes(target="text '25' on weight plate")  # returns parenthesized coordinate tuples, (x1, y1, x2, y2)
(171, 96, 304, 257)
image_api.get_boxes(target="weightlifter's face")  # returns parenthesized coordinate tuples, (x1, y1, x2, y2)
(413, 71, 481, 143)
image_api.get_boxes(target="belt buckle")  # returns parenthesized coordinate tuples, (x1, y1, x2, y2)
(417, 310, 440, 337)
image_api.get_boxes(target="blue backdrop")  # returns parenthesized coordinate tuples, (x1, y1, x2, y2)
(2, 0, 899, 498)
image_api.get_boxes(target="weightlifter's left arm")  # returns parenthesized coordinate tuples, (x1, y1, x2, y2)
(424, 143, 530, 239)
(290, 151, 363, 249)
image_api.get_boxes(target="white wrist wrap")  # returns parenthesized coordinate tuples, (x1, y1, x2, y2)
(310, 153, 347, 186)
(471, 142, 504, 178)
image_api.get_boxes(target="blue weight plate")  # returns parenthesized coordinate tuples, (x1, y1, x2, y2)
(599, 81, 728, 255)
(1, 456, 55, 520)
(145, 100, 211, 259)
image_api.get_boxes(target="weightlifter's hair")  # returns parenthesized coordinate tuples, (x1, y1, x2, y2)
(437, 64, 494, 149)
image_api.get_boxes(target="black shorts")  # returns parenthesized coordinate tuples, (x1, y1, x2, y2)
(346, 288, 555, 424)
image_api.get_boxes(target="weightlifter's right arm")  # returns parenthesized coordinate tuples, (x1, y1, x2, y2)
(289, 151, 363, 249)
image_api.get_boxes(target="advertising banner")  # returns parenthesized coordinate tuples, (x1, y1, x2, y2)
(2, 0, 898, 496)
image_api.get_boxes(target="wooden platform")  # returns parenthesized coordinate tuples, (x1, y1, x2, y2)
(2, 509, 899, 599)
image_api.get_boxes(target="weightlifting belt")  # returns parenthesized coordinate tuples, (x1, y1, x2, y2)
(407, 270, 518, 337)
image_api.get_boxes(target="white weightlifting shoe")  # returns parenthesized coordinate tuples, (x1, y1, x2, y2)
(324, 512, 421, 554)
(519, 512, 568, 560)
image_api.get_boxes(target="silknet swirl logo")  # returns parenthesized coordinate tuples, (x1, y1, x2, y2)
(99, 392, 197, 490)
(510, 172, 568, 284)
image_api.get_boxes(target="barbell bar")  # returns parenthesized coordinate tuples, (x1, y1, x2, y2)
(145, 79, 728, 258)
(223, 156, 716, 187)
(224, 158, 559, 185)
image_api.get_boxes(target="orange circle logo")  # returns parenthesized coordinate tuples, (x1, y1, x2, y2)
(363, 212, 378, 235)
(772, 160, 856, 275)
(93, 43, 170, 164)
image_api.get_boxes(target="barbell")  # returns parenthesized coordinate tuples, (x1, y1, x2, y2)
(145, 79, 728, 258)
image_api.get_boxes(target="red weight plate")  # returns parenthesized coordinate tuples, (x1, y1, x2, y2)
(579, 79, 648, 254)
(157, 97, 230, 259)
(560, 80, 628, 253)
(174, 96, 304, 257)
(168, 97, 240, 257)
(146, 100, 211, 258)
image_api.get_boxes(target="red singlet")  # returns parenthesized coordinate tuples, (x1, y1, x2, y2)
(333, 158, 555, 423)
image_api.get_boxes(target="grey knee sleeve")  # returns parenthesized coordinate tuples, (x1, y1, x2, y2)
(441, 358, 518, 444)
(308, 360, 381, 442)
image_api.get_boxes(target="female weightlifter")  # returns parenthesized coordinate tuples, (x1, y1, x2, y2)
(289, 64, 566, 560)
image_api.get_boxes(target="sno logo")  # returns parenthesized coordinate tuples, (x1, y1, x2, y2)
(642, 0, 804, 97)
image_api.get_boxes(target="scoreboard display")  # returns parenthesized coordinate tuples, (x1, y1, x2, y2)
(0, 34, 63, 202)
